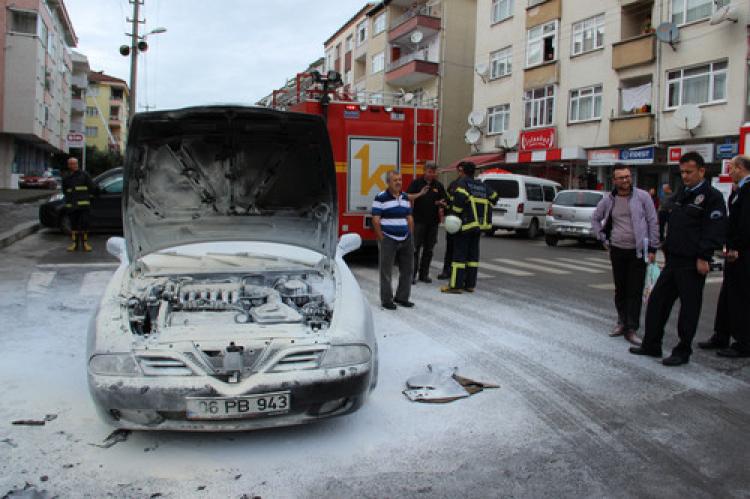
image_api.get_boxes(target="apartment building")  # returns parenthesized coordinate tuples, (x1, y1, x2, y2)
(0, 0, 77, 188)
(323, 0, 478, 167)
(69, 51, 88, 136)
(472, 0, 749, 189)
(84, 71, 129, 153)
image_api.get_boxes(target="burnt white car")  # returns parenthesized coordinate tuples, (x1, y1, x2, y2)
(87, 106, 377, 431)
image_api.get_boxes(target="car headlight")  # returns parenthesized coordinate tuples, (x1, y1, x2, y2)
(89, 354, 141, 376)
(320, 345, 371, 368)
(49, 193, 64, 202)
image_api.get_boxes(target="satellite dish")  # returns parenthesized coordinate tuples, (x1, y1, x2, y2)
(403, 92, 414, 103)
(475, 63, 489, 78)
(655, 22, 679, 47)
(465, 127, 481, 145)
(673, 104, 702, 133)
(468, 110, 486, 126)
(502, 129, 519, 149)
(410, 31, 424, 44)
(710, 4, 738, 25)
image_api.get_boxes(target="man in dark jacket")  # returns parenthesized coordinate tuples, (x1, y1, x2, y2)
(62, 157, 97, 252)
(699, 155, 750, 357)
(630, 152, 727, 366)
(407, 162, 447, 284)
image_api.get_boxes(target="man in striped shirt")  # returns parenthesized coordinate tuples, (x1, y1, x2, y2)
(372, 171, 415, 310)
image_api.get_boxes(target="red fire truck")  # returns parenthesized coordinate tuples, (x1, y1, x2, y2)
(268, 71, 438, 243)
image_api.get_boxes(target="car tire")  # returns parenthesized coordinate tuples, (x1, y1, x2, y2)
(60, 214, 72, 235)
(526, 218, 540, 239)
(545, 235, 559, 247)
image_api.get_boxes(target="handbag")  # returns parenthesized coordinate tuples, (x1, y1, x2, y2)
(643, 262, 661, 305)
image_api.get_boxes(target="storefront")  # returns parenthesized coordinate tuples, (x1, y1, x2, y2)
(589, 146, 663, 191)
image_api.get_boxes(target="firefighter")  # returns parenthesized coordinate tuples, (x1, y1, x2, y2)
(62, 157, 97, 252)
(437, 163, 464, 280)
(441, 161, 498, 293)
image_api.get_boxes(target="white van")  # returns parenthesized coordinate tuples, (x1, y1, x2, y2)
(477, 173, 561, 238)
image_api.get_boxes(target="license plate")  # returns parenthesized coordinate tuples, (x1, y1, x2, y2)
(186, 392, 290, 420)
(493, 208, 507, 214)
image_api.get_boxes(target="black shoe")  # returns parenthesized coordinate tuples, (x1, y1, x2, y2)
(697, 338, 729, 350)
(419, 277, 432, 283)
(394, 299, 414, 308)
(716, 347, 750, 358)
(437, 272, 449, 280)
(382, 302, 397, 310)
(629, 346, 662, 358)
(412, 278, 417, 285)
(662, 354, 689, 366)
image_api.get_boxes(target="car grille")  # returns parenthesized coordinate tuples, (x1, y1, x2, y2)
(272, 349, 326, 372)
(137, 355, 193, 376)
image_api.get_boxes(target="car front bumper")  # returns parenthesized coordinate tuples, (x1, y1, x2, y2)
(88, 362, 373, 431)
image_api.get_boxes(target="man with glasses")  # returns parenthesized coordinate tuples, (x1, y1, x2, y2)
(592, 165, 660, 346)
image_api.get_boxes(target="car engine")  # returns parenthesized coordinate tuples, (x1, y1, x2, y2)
(126, 273, 333, 336)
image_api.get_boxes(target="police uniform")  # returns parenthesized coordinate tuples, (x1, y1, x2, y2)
(640, 180, 727, 361)
(62, 169, 97, 251)
(443, 175, 498, 292)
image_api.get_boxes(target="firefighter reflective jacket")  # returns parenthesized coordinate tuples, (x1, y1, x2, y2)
(449, 177, 499, 233)
(62, 170, 96, 210)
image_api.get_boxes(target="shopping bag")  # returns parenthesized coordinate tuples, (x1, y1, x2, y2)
(643, 262, 661, 305)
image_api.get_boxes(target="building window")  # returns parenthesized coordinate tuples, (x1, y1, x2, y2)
(38, 21, 48, 48)
(356, 20, 368, 46)
(666, 60, 727, 109)
(491, 0, 513, 23)
(110, 106, 120, 117)
(325, 49, 334, 72)
(490, 47, 512, 79)
(671, 0, 729, 26)
(526, 20, 558, 68)
(373, 13, 386, 35)
(528, 0, 547, 6)
(487, 104, 510, 134)
(571, 14, 604, 56)
(111, 88, 124, 100)
(345, 35, 353, 52)
(523, 85, 555, 128)
(87, 85, 99, 97)
(569, 85, 602, 122)
(371, 51, 385, 74)
(9, 10, 37, 34)
(85, 106, 97, 117)
(85, 126, 98, 137)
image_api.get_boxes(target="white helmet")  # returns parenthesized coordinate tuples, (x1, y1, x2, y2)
(444, 215, 462, 234)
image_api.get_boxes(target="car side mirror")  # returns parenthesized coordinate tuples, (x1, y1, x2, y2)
(106, 236, 127, 263)
(337, 233, 362, 258)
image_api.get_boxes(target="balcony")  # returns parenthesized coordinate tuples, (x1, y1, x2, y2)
(72, 74, 88, 89)
(109, 116, 122, 128)
(389, 6, 440, 44)
(609, 113, 654, 145)
(612, 33, 655, 71)
(526, 0, 561, 29)
(523, 61, 559, 90)
(71, 98, 85, 114)
(385, 51, 439, 86)
(353, 42, 367, 62)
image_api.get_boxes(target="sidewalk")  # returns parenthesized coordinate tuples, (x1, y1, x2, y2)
(0, 188, 56, 248)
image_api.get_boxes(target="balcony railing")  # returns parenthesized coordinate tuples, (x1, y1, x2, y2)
(390, 5, 438, 29)
(387, 50, 436, 72)
(612, 33, 655, 71)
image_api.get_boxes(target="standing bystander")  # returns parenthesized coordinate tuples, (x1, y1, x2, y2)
(630, 152, 727, 366)
(62, 157, 97, 252)
(592, 166, 660, 345)
(372, 171, 415, 310)
(407, 162, 447, 284)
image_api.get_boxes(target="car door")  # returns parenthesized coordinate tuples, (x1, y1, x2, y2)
(90, 173, 123, 230)
(524, 183, 545, 226)
(541, 185, 557, 229)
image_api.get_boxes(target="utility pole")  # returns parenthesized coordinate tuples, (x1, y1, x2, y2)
(127, 0, 144, 121)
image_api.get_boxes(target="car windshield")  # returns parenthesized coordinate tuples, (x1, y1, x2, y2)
(483, 179, 519, 198)
(554, 191, 603, 207)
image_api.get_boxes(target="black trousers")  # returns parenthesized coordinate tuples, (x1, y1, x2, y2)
(642, 257, 706, 358)
(713, 254, 750, 352)
(441, 232, 455, 275)
(378, 236, 414, 305)
(450, 231, 480, 290)
(658, 210, 669, 243)
(609, 247, 647, 331)
(413, 222, 439, 279)
(69, 209, 90, 231)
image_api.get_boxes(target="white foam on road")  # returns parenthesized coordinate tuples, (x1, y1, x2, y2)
(493, 258, 570, 274)
(527, 258, 606, 274)
(78, 271, 114, 297)
(38, 262, 119, 269)
(26, 271, 56, 296)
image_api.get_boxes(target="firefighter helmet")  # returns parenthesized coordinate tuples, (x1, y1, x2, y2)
(444, 215, 462, 234)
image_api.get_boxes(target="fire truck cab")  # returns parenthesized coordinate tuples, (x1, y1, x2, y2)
(266, 70, 438, 243)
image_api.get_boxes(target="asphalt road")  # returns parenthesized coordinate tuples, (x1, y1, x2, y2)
(1, 228, 748, 498)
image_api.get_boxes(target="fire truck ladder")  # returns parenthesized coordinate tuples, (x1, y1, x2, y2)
(413, 108, 437, 174)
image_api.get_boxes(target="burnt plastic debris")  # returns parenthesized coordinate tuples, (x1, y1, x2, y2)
(403, 364, 499, 403)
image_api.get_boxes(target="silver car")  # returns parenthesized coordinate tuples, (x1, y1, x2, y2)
(87, 106, 377, 431)
(545, 190, 605, 246)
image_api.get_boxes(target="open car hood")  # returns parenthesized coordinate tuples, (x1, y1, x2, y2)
(123, 106, 337, 263)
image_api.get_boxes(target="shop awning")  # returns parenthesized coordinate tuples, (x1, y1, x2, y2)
(441, 153, 505, 173)
(504, 147, 587, 164)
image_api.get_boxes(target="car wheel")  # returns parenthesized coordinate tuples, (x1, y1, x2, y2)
(60, 214, 72, 235)
(526, 218, 540, 239)
(545, 235, 559, 247)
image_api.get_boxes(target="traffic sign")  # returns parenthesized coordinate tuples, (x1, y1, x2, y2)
(67, 132, 85, 148)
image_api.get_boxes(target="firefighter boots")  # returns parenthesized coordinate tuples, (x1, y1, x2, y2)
(82, 232, 93, 252)
(67, 231, 78, 252)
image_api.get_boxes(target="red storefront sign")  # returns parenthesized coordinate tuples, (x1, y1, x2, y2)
(520, 127, 556, 151)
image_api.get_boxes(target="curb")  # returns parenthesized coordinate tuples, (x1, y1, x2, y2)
(0, 221, 40, 249)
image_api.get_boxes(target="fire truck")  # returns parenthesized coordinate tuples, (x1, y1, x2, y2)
(267, 70, 438, 243)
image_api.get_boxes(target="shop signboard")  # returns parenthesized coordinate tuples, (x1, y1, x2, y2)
(587, 149, 619, 166)
(668, 143, 714, 164)
(520, 127, 556, 151)
(619, 147, 655, 164)
(715, 142, 738, 159)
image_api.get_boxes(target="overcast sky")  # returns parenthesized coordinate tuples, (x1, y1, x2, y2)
(64, 0, 364, 111)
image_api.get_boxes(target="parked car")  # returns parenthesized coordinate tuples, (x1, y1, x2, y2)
(39, 168, 123, 234)
(87, 106, 377, 431)
(20, 169, 61, 189)
(477, 173, 561, 238)
(545, 189, 606, 246)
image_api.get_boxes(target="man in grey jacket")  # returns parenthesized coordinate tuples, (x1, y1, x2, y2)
(592, 166, 659, 345)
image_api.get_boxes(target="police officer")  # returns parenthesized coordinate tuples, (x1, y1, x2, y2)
(441, 161, 498, 293)
(438, 163, 463, 280)
(630, 152, 727, 366)
(62, 157, 97, 252)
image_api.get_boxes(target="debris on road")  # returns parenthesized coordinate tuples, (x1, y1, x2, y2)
(3, 483, 53, 499)
(1, 438, 18, 448)
(403, 364, 498, 403)
(11, 414, 57, 426)
(91, 429, 131, 449)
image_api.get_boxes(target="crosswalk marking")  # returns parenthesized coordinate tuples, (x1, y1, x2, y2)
(584, 257, 611, 265)
(557, 258, 611, 270)
(492, 258, 570, 275)
(527, 258, 605, 274)
(589, 283, 616, 290)
(479, 262, 533, 277)
(37, 262, 119, 269)
(430, 262, 491, 279)
(79, 271, 113, 297)
(27, 271, 56, 296)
